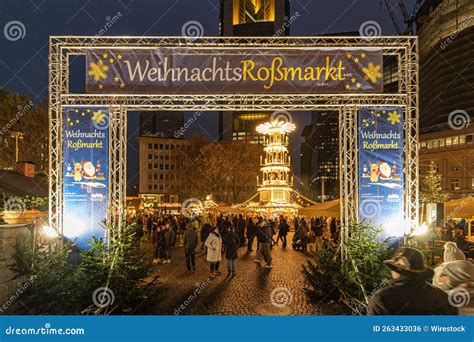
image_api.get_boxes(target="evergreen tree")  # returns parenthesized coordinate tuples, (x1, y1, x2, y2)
(421, 162, 450, 204)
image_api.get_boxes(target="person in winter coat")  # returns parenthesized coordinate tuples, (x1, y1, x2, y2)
(368, 247, 458, 315)
(330, 218, 338, 241)
(200, 220, 212, 252)
(276, 216, 290, 248)
(246, 217, 257, 253)
(224, 226, 240, 276)
(255, 220, 273, 268)
(205, 228, 223, 279)
(433, 242, 466, 288)
(434, 260, 474, 315)
(237, 214, 246, 247)
(146, 215, 153, 240)
(312, 217, 323, 247)
(184, 222, 198, 273)
(152, 226, 165, 264)
(293, 220, 309, 251)
(163, 224, 176, 264)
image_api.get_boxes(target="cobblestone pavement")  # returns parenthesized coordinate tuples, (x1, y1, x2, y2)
(138, 232, 349, 315)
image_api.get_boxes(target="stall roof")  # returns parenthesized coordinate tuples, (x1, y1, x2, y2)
(298, 199, 340, 218)
(0, 170, 48, 197)
(444, 197, 474, 220)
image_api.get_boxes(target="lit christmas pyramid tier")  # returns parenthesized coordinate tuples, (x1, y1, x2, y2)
(249, 119, 301, 214)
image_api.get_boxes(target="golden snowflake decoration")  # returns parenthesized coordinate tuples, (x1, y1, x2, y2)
(88, 60, 109, 81)
(92, 110, 107, 125)
(388, 110, 401, 125)
(362, 62, 382, 84)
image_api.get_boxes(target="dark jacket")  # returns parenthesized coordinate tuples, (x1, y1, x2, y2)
(184, 226, 197, 254)
(279, 220, 290, 236)
(224, 231, 240, 259)
(164, 229, 176, 247)
(201, 223, 212, 241)
(237, 217, 246, 233)
(257, 224, 273, 244)
(246, 219, 256, 238)
(368, 276, 458, 315)
(312, 219, 323, 236)
(153, 229, 165, 249)
(146, 217, 153, 230)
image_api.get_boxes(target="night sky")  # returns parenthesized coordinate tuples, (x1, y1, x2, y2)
(0, 0, 416, 190)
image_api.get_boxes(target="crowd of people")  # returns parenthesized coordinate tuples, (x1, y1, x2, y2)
(129, 211, 474, 315)
(129, 212, 340, 279)
(433, 218, 471, 253)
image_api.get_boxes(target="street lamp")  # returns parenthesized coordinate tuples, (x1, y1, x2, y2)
(10, 131, 24, 163)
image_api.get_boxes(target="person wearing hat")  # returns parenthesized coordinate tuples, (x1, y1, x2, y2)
(434, 260, 474, 315)
(368, 247, 458, 315)
(433, 242, 466, 288)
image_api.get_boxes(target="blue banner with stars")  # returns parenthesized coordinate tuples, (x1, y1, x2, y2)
(62, 106, 109, 249)
(358, 107, 405, 239)
(85, 48, 383, 94)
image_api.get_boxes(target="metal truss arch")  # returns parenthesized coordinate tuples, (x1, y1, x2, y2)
(49, 36, 419, 248)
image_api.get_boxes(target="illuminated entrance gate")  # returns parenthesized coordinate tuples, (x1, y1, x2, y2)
(49, 36, 418, 249)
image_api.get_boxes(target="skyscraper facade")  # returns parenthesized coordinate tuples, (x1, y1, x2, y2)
(218, 0, 290, 142)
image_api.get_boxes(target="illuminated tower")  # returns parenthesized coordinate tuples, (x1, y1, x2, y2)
(218, 0, 290, 142)
(255, 119, 298, 212)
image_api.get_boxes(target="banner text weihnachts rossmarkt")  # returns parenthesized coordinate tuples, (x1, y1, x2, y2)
(86, 48, 383, 94)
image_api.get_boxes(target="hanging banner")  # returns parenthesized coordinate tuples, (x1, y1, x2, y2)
(85, 48, 383, 94)
(358, 107, 404, 238)
(62, 106, 109, 249)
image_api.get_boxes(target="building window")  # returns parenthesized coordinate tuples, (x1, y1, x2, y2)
(234, 0, 275, 24)
(148, 144, 152, 149)
(451, 178, 460, 190)
(472, 178, 474, 189)
(148, 164, 152, 169)
(446, 137, 452, 146)
(459, 135, 465, 144)
(452, 136, 459, 145)
(439, 139, 445, 147)
(467, 135, 473, 143)
(420, 142, 427, 149)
